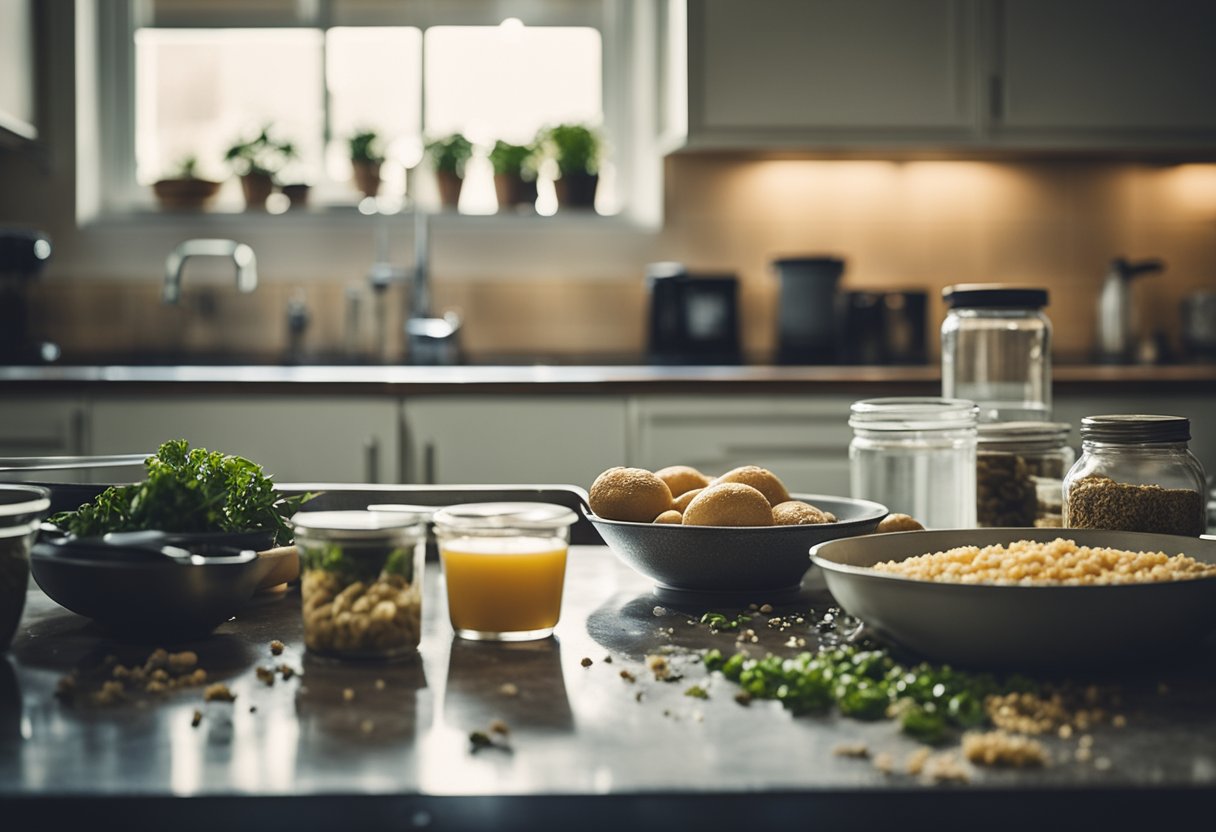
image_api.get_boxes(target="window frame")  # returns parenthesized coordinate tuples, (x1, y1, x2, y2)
(94, 0, 641, 222)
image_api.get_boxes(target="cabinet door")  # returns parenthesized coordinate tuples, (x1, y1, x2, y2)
(688, 0, 979, 145)
(0, 396, 89, 482)
(403, 397, 627, 488)
(633, 396, 855, 497)
(996, 0, 1216, 140)
(90, 397, 400, 484)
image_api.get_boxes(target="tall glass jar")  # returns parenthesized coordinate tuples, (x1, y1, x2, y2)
(976, 422, 1074, 527)
(941, 285, 1051, 423)
(1063, 415, 1207, 536)
(849, 398, 979, 529)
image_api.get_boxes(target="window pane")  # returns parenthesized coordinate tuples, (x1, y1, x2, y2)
(134, 29, 324, 193)
(326, 27, 423, 198)
(425, 24, 603, 214)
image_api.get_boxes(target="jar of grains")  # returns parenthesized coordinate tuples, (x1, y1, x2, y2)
(291, 510, 428, 660)
(1063, 415, 1207, 537)
(976, 422, 1074, 527)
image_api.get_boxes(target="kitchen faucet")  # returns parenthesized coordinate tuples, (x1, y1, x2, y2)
(1094, 257, 1164, 363)
(163, 239, 258, 304)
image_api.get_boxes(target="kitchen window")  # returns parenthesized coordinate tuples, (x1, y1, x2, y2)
(100, 1, 631, 218)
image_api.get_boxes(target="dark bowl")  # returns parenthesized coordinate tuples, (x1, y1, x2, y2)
(586, 493, 887, 603)
(30, 539, 263, 640)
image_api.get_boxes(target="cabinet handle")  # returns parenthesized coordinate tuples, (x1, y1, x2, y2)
(364, 437, 380, 484)
(424, 441, 436, 486)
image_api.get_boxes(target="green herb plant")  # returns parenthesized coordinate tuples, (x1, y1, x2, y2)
(224, 126, 298, 179)
(540, 123, 602, 177)
(424, 133, 474, 176)
(703, 644, 1038, 744)
(348, 129, 385, 165)
(50, 439, 313, 547)
(488, 140, 538, 179)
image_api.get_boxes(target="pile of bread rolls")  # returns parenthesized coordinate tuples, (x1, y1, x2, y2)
(589, 464, 836, 527)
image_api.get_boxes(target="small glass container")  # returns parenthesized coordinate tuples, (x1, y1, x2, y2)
(291, 509, 427, 660)
(976, 422, 1074, 528)
(0, 485, 50, 652)
(432, 503, 578, 642)
(1063, 415, 1207, 536)
(941, 285, 1052, 423)
(849, 398, 979, 529)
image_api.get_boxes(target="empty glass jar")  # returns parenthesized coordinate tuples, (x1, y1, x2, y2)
(1063, 415, 1207, 536)
(941, 285, 1052, 423)
(849, 398, 979, 529)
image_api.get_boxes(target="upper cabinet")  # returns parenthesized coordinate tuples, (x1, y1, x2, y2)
(664, 0, 1216, 155)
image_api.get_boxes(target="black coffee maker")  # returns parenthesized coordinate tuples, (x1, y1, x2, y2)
(773, 255, 844, 364)
(646, 262, 741, 365)
(0, 227, 56, 364)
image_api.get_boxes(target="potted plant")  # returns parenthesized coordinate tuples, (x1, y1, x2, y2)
(543, 123, 602, 210)
(151, 155, 222, 211)
(349, 128, 386, 199)
(489, 140, 539, 212)
(424, 133, 473, 209)
(224, 126, 297, 210)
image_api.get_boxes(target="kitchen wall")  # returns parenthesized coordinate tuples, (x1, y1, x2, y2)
(12, 156, 1216, 363)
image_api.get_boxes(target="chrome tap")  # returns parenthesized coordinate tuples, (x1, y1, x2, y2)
(1095, 257, 1164, 363)
(405, 210, 461, 365)
(163, 239, 258, 304)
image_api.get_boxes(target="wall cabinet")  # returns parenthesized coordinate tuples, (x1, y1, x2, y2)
(402, 396, 629, 488)
(89, 396, 400, 484)
(632, 395, 855, 496)
(669, 0, 1216, 154)
(0, 396, 89, 482)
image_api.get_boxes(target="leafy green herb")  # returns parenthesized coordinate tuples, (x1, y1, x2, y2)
(699, 611, 752, 631)
(49, 439, 312, 547)
(704, 644, 1035, 743)
(684, 684, 709, 700)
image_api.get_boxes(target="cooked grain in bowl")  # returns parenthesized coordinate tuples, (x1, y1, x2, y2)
(871, 537, 1216, 585)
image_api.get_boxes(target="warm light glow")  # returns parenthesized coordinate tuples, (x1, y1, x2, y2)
(1158, 163, 1216, 212)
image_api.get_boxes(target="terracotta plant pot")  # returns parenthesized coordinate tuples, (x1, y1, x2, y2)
(435, 170, 464, 210)
(281, 183, 311, 210)
(352, 160, 382, 199)
(239, 172, 275, 210)
(554, 171, 598, 210)
(494, 173, 538, 212)
(152, 178, 221, 212)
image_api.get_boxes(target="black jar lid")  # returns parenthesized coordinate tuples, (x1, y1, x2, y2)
(943, 284, 1048, 309)
(1080, 414, 1191, 444)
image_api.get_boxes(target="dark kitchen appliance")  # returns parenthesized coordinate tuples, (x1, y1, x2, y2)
(0, 227, 56, 364)
(773, 256, 844, 364)
(645, 262, 741, 365)
(1181, 290, 1216, 361)
(835, 289, 928, 365)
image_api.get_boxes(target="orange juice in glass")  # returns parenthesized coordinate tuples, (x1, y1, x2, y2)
(433, 503, 577, 642)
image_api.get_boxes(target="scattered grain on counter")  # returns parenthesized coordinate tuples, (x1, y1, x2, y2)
(580, 657, 593, 668)
(342, 688, 355, 702)
(832, 742, 870, 759)
(498, 682, 520, 696)
(619, 669, 636, 683)
(873, 752, 895, 775)
(905, 747, 932, 776)
(191, 709, 203, 727)
(1065, 475, 1205, 537)
(203, 683, 236, 703)
(269, 640, 285, 656)
(645, 654, 678, 682)
(277, 665, 295, 681)
(871, 537, 1216, 585)
(962, 731, 1049, 768)
(375, 679, 386, 691)
(489, 719, 510, 736)
(255, 666, 276, 686)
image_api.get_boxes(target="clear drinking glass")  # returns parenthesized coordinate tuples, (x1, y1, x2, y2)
(941, 285, 1052, 423)
(433, 503, 578, 642)
(849, 398, 979, 529)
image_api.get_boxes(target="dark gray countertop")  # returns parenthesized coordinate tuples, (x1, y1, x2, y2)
(4, 538, 1216, 830)
(2, 362, 1214, 394)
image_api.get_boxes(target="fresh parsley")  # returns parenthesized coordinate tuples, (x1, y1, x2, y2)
(49, 439, 313, 546)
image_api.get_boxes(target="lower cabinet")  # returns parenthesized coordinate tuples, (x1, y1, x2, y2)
(402, 396, 628, 489)
(631, 396, 856, 496)
(89, 396, 401, 484)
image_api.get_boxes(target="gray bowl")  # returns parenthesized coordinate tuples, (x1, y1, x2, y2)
(586, 494, 887, 603)
(30, 541, 264, 640)
(811, 528, 1216, 669)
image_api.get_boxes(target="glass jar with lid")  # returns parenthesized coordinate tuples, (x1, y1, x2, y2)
(1063, 415, 1207, 536)
(976, 422, 1074, 527)
(433, 502, 578, 642)
(849, 397, 978, 529)
(291, 509, 428, 660)
(941, 285, 1052, 423)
